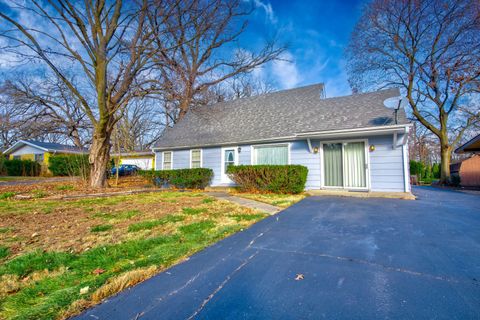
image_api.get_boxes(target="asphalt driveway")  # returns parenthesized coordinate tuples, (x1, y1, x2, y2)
(75, 187, 480, 319)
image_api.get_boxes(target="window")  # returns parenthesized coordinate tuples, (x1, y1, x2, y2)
(190, 149, 202, 168)
(13, 155, 21, 160)
(253, 145, 288, 165)
(34, 153, 44, 163)
(163, 151, 172, 170)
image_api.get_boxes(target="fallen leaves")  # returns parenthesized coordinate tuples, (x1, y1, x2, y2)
(294, 273, 304, 281)
(92, 268, 105, 275)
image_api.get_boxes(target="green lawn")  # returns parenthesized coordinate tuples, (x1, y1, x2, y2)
(0, 192, 267, 319)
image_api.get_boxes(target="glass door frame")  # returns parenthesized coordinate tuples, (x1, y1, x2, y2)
(221, 146, 238, 183)
(320, 139, 370, 191)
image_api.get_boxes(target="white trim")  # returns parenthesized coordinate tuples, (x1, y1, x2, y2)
(221, 146, 238, 183)
(162, 151, 173, 170)
(251, 142, 291, 165)
(152, 125, 413, 151)
(3, 140, 86, 155)
(306, 138, 314, 153)
(3, 140, 49, 154)
(320, 138, 370, 191)
(393, 132, 398, 149)
(296, 124, 411, 138)
(402, 129, 410, 193)
(189, 149, 203, 168)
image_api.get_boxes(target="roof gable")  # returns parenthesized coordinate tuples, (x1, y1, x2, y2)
(3, 140, 88, 155)
(154, 84, 408, 149)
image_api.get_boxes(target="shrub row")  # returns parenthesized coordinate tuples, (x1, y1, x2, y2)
(140, 168, 213, 189)
(227, 165, 308, 194)
(0, 158, 40, 176)
(48, 154, 90, 178)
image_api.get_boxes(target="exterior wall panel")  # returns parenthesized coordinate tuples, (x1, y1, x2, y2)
(152, 133, 408, 192)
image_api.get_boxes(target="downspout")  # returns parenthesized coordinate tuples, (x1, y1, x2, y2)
(306, 138, 314, 153)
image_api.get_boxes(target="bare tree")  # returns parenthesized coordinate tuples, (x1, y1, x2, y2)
(113, 98, 166, 150)
(346, 0, 480, 184)
(0, 0, 163, 187)
(151, 0, 285, 123)
(1, 76, 91, 148)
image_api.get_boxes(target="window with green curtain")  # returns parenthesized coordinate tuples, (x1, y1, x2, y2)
(254, 145, 288, 165)
(323, 143, 343, 187)
(163, 151, 172, 170)
(344, 142, 366, 188)
(191, 149, 201, 168)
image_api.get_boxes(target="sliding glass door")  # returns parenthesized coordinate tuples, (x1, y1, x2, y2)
(323, 141, 367, 189)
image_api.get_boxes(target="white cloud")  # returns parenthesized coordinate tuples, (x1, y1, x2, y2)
(252, 0, 277, 24)
(271, 51, 301, 89)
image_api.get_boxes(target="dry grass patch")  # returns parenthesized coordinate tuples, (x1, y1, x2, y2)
(91, 265, 158, 303)
(230, 192, 307, 208)
(0, 191, 268, 319)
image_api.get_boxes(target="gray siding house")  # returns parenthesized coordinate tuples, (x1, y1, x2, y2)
(152, 84, 411, 193)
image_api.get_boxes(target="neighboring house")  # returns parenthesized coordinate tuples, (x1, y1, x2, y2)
(455, 133, 480, 154)
(453, 133, 480, 187)
(2, 140, 87, 175)
(111, 150, 155, 170)
(152, 84, 412, 193)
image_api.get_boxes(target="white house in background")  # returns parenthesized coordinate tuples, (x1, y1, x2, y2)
(152, 84, 412, 193)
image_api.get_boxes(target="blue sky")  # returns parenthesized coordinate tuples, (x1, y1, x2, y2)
(0, 0, 367, 98)
(242, 0, 366, 97)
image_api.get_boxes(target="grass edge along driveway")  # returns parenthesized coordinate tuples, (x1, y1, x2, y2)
(0, 191, 272, 320)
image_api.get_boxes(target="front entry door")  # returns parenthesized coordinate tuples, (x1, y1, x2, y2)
(323, 141, 367, 189)
(221, 147, 237, 183)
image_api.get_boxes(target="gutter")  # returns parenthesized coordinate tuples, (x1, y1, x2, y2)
(152, 124, 412, 152)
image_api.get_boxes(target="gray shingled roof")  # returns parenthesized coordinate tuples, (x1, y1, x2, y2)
(154, 84, 408, 149)
(3, 140, 88, 155)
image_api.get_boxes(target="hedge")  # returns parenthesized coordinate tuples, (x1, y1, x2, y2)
(1, 159, 40, 176)
(226, 165, 308, 194)
(140, 168, 213, 189)
(48, 154, 90, 177)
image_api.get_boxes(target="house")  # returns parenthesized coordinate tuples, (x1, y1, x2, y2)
(152, 84, 412, 193)
(111, 150, 155, 170)
(453, 133, 480, 187)
(455, 133, 480, 154)
(2, 140, 88, 175)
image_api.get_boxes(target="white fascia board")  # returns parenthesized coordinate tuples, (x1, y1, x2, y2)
(295, 124, 411, 139)
(3, 140, 49, 154)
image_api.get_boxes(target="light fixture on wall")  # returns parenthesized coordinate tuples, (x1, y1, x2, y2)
(313, 146, 319, 154)
(237, 147, 242, 153)
(369, 145, 376, 152)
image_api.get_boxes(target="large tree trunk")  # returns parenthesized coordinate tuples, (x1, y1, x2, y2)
(439, 143, 452, 185)
(89, 127, 112, 188)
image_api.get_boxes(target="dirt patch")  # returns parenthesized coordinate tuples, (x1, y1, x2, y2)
(0, 193, 203, 257)
(0, 176, 154, 199)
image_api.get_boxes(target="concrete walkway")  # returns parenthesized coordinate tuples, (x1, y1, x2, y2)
(206, 192, 281, 214)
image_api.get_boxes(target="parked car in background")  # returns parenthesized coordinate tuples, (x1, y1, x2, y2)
(111, 164, 140, 176)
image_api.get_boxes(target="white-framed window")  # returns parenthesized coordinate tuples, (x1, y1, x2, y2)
(162, 151, 172, 170)
(253, 144, 289, 165)
(13, 155, 21, 160)
(34, 153, 44, 163)
(190, 149, 202, 168)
